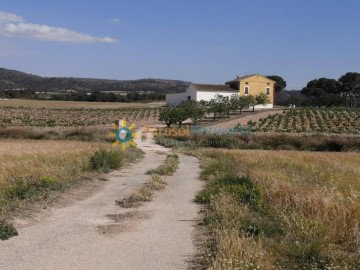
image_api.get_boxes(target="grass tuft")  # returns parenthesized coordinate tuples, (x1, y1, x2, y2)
(89, 150, 124, 173)
(145, 154, 179, 176)
(117, 154, 179, 208)
(0, 220, 18, 240)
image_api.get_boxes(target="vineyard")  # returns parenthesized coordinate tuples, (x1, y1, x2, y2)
(252, 108, 360, 134)
(0, 107, 162, 128)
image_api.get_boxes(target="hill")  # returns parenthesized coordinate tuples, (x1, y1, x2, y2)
(0, 67, 190, 94)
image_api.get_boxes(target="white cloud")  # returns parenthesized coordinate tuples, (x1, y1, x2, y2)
(0, 12, 24, 23)
(0, 11, 117, 43)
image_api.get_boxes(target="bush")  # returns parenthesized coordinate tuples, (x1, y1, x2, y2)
(0, 220, 18, 240)
(196, 174, 264, 209)
(89, 150, 124, 173)
(4, 176, 62, 201)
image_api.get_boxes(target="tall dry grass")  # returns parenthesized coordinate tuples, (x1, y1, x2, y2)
(0, 139, 109, 220)
(196, 149, 360, 269)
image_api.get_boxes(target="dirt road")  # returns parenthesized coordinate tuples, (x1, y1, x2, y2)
(0, 130, 202, 270)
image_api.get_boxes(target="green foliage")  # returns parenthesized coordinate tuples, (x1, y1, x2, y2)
(207, 95, 228, 120)
(178, 100, 205, 125)
(89, 150, 124, 173)
(4, 176, 62, 201)
(0, 220, 18, 240)
(302, 77, 341, 95)
(301, 72, 360, 107)
(255, 92, 269, 106)
(339, 72, 360, 108)
(267, 75, 287, 92)
(158, 107, 179, 127)
(195, 174, 263, 208)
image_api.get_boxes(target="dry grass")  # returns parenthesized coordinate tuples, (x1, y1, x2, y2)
(0, 139, 109, 220)
(0, 99, 157, 109)
(0, 139, 107, 183)
(195, 149, 360, 269)
(116, 154, 179, 208)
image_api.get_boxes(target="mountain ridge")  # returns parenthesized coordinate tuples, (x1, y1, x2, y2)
(0, 67, 190, 93)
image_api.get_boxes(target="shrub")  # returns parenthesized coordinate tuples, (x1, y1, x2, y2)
(0, 220, 18, 240)
(4, 176, 62, 201)
(196, 174, 264, 209)
(89, 150, 124, 173)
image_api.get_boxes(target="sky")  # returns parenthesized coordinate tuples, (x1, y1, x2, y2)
(0, 0, 359, 90)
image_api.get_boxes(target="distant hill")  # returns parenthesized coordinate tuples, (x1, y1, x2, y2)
(0, 67, 190, 94)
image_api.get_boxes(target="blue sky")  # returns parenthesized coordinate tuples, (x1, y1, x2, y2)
(0, 0, 359, 89)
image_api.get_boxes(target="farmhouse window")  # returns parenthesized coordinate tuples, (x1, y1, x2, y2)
(266, 87, 270, 95)
(245, 86, 249, 95)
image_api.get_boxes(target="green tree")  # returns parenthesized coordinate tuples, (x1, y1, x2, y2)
(255, 93, 270, 107)
(216, 94, 232, 118)
(267, 75, 286, 92)
(302, 78, 341, 96)
(207, 97, 226, 121)
(178, 100, 205, 125)
(247, 95, 257, 112)
(338, 72, 360, 108)
(158, 107, 178, 127)
(230, 95, 252, 114)
(241, 95, 253, 113)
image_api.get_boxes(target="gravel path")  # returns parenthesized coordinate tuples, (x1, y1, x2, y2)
(0, 129, 202, 270)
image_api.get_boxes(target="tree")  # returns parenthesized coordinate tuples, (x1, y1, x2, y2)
(302, 78, 341, 96)
(338, 72, 360, 108)
(230, 95, 252, 114)
(216, 94, 231, 118)
(255, 93, 270, 109)
(247, 95, 257, 112)
(158, 107, 178, 127)
(247, 93, 269, 112)
(207, 97, 226, 121)
(178, 100, 205, 125)
(240, 95, 253, 113)
(267, 75, 286, 92)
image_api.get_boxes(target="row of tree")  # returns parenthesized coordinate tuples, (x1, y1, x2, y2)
(159, 93, 269, 127)
(301, 72, 360, 107)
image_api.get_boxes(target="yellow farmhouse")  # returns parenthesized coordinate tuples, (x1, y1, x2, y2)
(166, 74, 276, 108)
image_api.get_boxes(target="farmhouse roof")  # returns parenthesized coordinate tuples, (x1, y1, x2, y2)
(225, 74, 276, 84)
(192, 83, 238, 92)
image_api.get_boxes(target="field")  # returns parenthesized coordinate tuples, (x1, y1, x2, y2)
(195, 148, 360, 269)
(252, 108, 360, 134)
(0, 105, 162, 128)
(0, 140, 110, 220)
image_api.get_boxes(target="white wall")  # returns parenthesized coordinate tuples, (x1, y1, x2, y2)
(254, 103, 273, 109)
(166, 88, 197, 106)
(196, 91, 238, 102)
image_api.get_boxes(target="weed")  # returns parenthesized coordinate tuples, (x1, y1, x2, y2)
(0, 220, 18, 240)
(89, 150, 124, 173)
(146, 154, 179, 176)
(117, 154, 179, 208)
